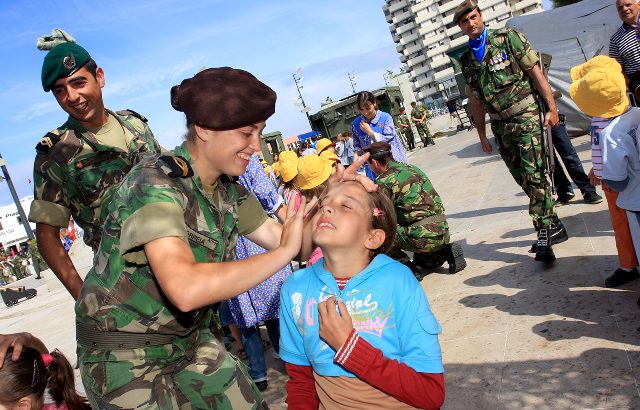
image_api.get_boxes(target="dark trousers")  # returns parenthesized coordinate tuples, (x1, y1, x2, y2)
(551, 124, 596, 196)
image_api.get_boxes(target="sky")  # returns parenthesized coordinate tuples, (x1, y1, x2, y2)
(0, 0, 405, 206)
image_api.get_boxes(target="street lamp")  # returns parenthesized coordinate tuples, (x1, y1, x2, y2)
(348, 71, 357, 94)
(0, 153, 41, 278)
(292, 68, 314, 131)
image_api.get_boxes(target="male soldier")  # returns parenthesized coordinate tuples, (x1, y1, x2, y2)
(454, 0, 568, 262)
(363, 142, 466, 279)
(610, 0, 640, 103)
(410, 101, 435, 147)
(396, 106, 415, 150)
(28, 35, 161, 298)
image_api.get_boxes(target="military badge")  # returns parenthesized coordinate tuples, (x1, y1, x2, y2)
(63, 53, 76, 70)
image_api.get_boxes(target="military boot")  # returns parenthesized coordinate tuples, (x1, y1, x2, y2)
(444, 242, 466, 274)
(529, 216, 568, 253)
(534, 228, 556, 262)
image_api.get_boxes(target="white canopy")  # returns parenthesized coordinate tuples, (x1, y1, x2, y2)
(507, 0, 621, 135)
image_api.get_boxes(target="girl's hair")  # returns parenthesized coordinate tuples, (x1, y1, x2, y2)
(363, 186, 397, 256)
(300, 180, 329, 201)
(0, 347, 91, 409)
(356, 91, 378, 110)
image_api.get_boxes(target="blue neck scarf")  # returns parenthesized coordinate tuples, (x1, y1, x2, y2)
(468, 27, 488, 62)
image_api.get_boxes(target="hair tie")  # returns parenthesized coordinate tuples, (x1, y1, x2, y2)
(372, 208, 385, 217)
(41, 353, 54, 368)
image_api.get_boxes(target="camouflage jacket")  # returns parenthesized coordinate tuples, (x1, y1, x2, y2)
(396, 113, 411, 129)
(28, 110, 161, 250)
(410, 105, 430, 123)
(460, 28, 539, 115)
(76, 142, 251, 361)
(376, 161, 445, 226)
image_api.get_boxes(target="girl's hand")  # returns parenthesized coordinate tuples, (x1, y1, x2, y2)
(588, 167, 601, 186)
(359, 120, 375, 138)
(318, 296, 354, 351)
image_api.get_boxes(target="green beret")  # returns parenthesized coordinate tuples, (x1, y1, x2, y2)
(170, 67, 277, 130)
(41, 42, 91, 92)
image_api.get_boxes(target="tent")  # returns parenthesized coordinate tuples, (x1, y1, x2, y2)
(507, 0, 621, 136)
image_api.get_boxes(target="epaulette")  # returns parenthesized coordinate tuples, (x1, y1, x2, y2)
(117, 109, 148, 123)
(159, 155, 194, 178)
(35, 132, 61, 154)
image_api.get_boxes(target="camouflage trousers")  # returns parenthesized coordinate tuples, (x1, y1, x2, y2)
(401, 129, 415, 150)
(79, 331, 267, 409)
(491, 109, 556, 229)
(413, 123, 433, 146)
(388, 221, 450, 265)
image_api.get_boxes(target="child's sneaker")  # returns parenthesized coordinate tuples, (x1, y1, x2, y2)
(605, 267, 640, 287)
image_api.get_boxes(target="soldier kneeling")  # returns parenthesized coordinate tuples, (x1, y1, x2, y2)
(363, 142, 466, 280)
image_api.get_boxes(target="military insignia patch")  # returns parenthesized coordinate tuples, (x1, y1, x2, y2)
(63, 53, 76, 70)
(160, 155, 194, 178)
(35, 132, 61, 153)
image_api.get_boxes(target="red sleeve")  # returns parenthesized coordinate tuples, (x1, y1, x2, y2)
(335, 329, 445, 410)
(285, 363, 319, 410)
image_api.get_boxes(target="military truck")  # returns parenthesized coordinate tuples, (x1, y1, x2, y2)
(309, 86, 404, 140)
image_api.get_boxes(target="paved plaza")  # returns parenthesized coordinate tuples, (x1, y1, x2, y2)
(2, 114, 640, 408)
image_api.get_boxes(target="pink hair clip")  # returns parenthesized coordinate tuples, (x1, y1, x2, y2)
(372, 208, 385, 217)
(41, 353, 53, 368)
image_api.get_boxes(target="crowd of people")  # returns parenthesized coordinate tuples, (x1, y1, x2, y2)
(2, 0, 640, 407)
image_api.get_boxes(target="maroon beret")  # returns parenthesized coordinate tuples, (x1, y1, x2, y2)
(170, 67, 277, 130)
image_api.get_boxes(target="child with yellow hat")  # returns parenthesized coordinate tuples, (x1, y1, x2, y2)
(277, 150, 302, 211)
(570, 55, 640, 288)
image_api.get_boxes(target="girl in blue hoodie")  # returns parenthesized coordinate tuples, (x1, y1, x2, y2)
(280, 181, 445, 409)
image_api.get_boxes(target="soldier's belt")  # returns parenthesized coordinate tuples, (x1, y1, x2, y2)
(77, 321, 198, 350)
(409, 214, 446, 228)
(488, 95, 536, 121)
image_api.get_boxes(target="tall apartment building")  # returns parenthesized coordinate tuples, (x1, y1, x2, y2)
(383, 0, 543, 105)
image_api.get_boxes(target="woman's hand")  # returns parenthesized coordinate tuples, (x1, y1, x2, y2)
(329, 153, 377, 192)
(280, 196, 319, 258)
(318, 296, 354, 351)
(0, 332, 47, 369)
(359, 120, 375, 138)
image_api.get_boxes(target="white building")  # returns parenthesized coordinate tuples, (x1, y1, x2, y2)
(0, 196, 35, 249)
(383, 0, 543, 105)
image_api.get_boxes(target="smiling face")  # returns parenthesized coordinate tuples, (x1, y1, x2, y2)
(458, 8, 485, 40)
(358, 101, 378, 121)
(51, 66, 107, 128)
(312, 182, 384, 254)
(617, 0, 640, 25)
(193, 121, 265, 183)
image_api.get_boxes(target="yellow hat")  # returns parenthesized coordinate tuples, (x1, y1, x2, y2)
(569, 56, 629, 118)
(315, 138, 335, 154)
(278, 151, 299, 183)
(319, 149, 339, 162)
(295, 154, 334, 190)
(272, 162, 281, 176)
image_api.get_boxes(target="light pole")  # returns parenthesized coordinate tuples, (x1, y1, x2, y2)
(292, 67, 314, 131)
(348, 71, 357, 94)
(0, 153, 41, 278)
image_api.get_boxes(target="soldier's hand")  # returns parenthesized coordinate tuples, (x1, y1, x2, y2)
(544, 110, 559, 129)
(279, 196, 308, 257)
(479, 136, 493, 154)
(588, 168, 601, 186)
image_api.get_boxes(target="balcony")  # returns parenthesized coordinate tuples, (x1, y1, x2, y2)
(404, 43, 423, 56)
(386, 13, 393, 23)
(388, 0, 409, 14)
(393, 10, 413, 24)
(392, 33, 401, 43)
(412, 63, 431, 77)
(448, 35, 467, 49)
(434, 66, 455, 81)
(415, 74, 435, 89)
(400, 32, 420, 45)
(439, 0, 460, 14)
(408, 53, 427, 67)
(416, 9, 438, 25)
(431, 55, 450, 69)
(396, 21, 417, 35)
(396, 43, 405, 53)
(426, 44, 447, 58)
(400, 54, 409, 63)
(445, 25, 462, 38)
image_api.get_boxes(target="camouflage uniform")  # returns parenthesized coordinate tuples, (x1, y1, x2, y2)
(28, 110, 161, 250)
(75, 143, 268, 409)
(460, 28, 556, 229)
(376, 161, 450, 266)
(396, 113, 415, 150)
(410, 104, 433, 146)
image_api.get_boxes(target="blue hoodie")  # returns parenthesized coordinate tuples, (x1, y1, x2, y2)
(279, 254, 444, 376)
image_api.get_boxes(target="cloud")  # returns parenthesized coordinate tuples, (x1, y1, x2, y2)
(12, 100, 59, 122)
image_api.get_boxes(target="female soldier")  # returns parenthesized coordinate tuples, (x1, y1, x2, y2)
(74, 67, 314, 409)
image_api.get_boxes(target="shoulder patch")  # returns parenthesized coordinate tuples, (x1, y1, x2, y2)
(117, 109, 148, 123)
(35, 132, 61, 154)
(159, 155, 194, 178)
